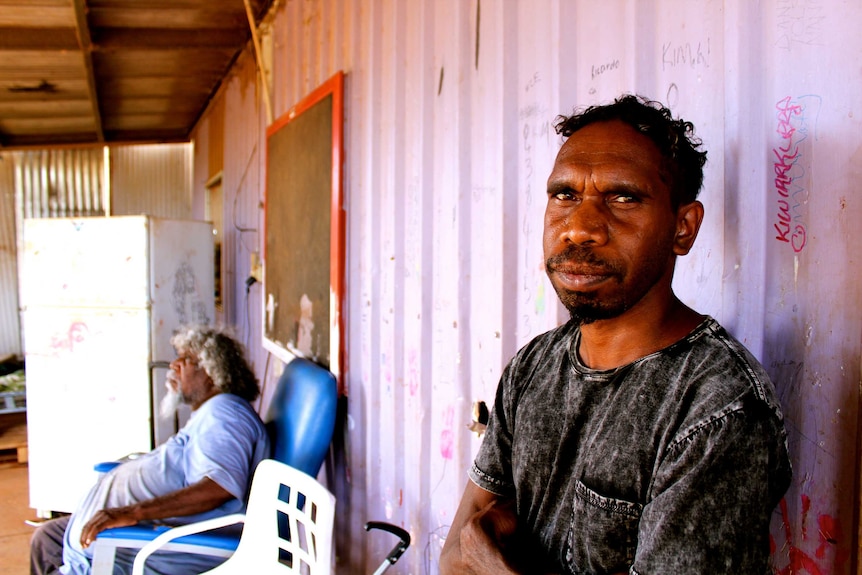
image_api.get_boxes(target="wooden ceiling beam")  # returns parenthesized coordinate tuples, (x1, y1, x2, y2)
(71, 0, 104, 142)
(91, 27, 247, 51)
(0, 27, 79, 50)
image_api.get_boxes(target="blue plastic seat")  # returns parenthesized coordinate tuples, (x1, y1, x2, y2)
(264, 357, 338, 477)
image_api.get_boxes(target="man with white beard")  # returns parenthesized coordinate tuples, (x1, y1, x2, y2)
(30, 326, 271, 575)
(159, 368, 186, 419)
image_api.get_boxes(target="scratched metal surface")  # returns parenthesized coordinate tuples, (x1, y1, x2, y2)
(192, 0, 862, 573)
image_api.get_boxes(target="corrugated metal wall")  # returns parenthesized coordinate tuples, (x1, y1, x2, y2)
(13, 149, 105, 219)
(219, 54, 265, 358)
(0, 144, 195, 359)
(193, 1, 862, 573)
(0, 148, 107, 359)
(191, 52, 273, 415)
(111, 144, 192, 220)
(110, 143, 194, 219)
(0, 155, 19, 357)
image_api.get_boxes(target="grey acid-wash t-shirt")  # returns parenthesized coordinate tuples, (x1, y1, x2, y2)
(470, 317, 792, 575)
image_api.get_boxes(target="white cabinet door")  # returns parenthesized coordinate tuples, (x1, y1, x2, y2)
(24, 307, 152, 513)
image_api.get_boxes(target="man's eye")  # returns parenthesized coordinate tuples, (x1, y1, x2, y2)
(551, 190, 574, 201)
(610, 194, 639, 204)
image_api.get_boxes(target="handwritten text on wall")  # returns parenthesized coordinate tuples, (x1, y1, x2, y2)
(772, 95, 820, 253)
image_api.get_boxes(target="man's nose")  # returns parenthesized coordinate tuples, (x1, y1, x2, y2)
(562, 200, 609, 245)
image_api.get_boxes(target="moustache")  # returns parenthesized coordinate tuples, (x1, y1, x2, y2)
(545, 245, 620, 275)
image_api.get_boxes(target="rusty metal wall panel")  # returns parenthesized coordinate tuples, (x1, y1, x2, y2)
(110, 143, 193, 219)
(193, 1, 862, 573)
(0, 154, 21, 357)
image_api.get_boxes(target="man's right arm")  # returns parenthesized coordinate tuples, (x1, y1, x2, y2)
(441, 480, 628, 575)
(439, 480, 522, 575)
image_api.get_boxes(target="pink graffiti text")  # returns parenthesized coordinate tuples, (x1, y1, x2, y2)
(772, 96, 812, 253)
(440, 405, 455, 460)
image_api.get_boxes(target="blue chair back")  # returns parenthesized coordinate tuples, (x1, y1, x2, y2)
(265, 357, 337, 477)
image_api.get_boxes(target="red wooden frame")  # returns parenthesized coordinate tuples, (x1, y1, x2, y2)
(262, 71, 345, 390)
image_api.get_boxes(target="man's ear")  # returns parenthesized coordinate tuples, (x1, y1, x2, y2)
(673, 200, 704, 256)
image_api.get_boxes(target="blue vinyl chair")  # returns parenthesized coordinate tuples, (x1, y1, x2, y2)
(263, 357, 338, 477)
(91, 357, 338, 574)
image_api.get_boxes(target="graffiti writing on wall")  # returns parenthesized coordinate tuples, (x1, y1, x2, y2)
(591, 58, 620, 80)
(48, 321, 90, 356)
(776, 0, 824, 51)
(772, 95, 820, 253)
(519, 83, 551, 339)
(172, 261, 210, 325)
(661, 38, 711, 71)
(440, 404, 455, 460)
(771, 494, 848, 574)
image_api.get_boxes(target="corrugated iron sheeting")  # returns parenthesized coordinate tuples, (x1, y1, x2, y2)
(14, 148, 105, 219)
(110, 144, 193, 220)
(222, 52, 266, 372)
(192, 91, 272, 414)
(1, 143, 197, 358)
(0, 147, 105, 357)
(193, 1, 862, 573)
(0, 155, 21, 357)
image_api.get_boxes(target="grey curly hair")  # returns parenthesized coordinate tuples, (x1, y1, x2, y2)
(170, 325, 260, 402)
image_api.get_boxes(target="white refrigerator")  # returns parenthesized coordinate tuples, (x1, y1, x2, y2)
(20, 216, 215, 514)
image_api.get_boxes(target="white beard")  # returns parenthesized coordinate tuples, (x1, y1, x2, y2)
(160, 373, 184, 420)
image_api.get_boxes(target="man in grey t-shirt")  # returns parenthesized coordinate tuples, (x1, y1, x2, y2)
(440, 95, 791, 574)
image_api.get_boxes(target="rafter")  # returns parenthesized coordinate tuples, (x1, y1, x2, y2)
(71, 0, 103, 142)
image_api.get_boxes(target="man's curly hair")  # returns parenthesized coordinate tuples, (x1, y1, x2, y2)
(171, 325, 260, 402)
(554, 94, 708, 208)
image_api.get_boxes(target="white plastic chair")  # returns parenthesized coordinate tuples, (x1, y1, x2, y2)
(131, 459, 336, 575)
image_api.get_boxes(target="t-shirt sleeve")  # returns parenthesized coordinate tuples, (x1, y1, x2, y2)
(184, 397, 268, 502)
(469, 359, 518, 498)
(631, 397, 791, 574)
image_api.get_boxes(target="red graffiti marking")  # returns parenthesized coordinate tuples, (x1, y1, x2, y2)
(800, 493, 811, 540)
(772, 495, 848, 574)
(48, 322, 90, 355)
(772, 96, 811, 253)
(816, 514, 848, 564)
(407, 349, 419, 397)
(440, 405, 455, 460)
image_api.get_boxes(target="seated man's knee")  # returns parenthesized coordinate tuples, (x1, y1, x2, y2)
(30, 516, 70, 575)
